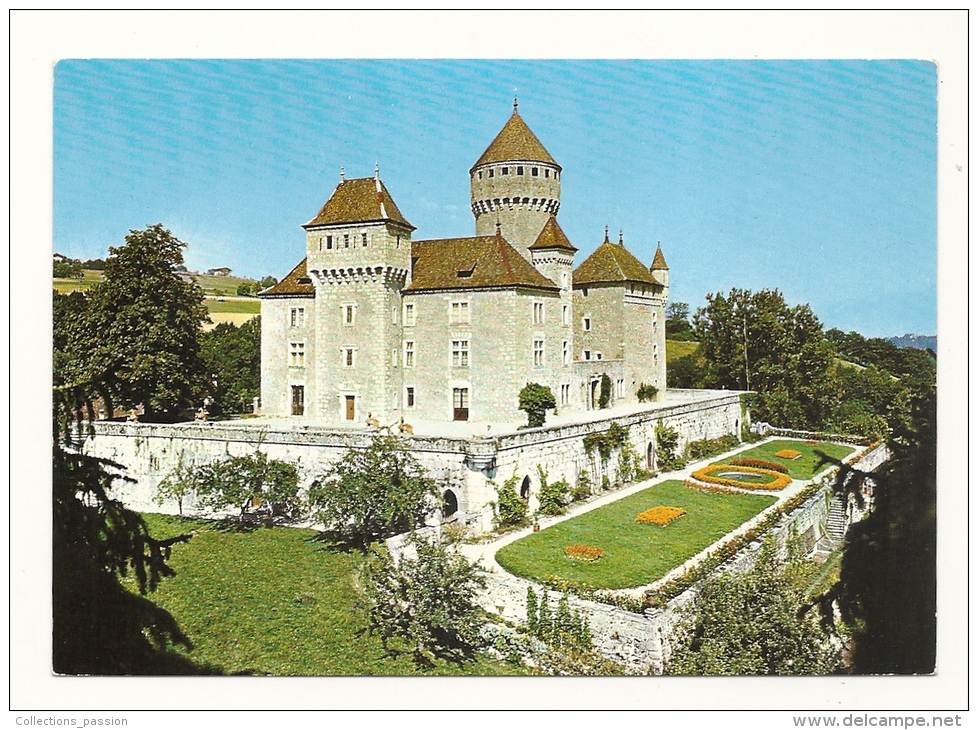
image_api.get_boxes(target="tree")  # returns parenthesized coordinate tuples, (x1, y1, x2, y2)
(259, 275, 278, 290)
(308, 434, 440, 548)
(666, 301, 696, 340)
(54, 256, 83, 278)
(667, 544, 839, 675)
(803, 387, 936, 674)
(183, 451, 303, 520)
(199, 317, 261, 415)
(235, 282, 254, 297)
(53, 378, 203, 673)
(518, 382, 556, 428)
(491, 474, 528, 530)
(693, 288, 834, 429)
(359, 535, 487, 666)
(535, 465, 569, 516)
(81, 224, 211, 420)
(598, 373, 612, 409)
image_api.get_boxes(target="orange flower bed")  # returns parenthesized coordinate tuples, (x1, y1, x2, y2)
(564, 544, 605, 562)
(804, 440, 819, 446)
(635, 506, 686, 526)
(690, 464, 792, 491)
(728, 457, 789, 474)
(774, 449, 802, 460)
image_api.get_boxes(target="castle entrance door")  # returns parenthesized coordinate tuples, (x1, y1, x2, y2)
(345, 395, 355, 420)
(453, 387, 469, 421)
(291, 385, 304, 416)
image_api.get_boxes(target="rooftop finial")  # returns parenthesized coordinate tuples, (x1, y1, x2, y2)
(604, 225, 610, 244)
(513, 92, 518, 112)
(375, 163, 380, 180)
(495, 217, 502, 237)
(619, 229, 624, 245)
(340, 166, 345, 181)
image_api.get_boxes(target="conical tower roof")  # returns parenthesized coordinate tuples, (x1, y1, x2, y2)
(650, 243, 669, 270)
(528, 214, 577, 252)
(573, 230, 660, 287)
(470, 105, 559, 172)
(303, 176, 414, 230)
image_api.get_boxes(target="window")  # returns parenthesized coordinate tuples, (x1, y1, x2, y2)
(290, 307, 305, 328)
(545, 169, 550, 178)
(652, 311, 658, 330)
(326, 235, 333, 249)
(561, 272, 569, 289)
(392, 305, 398, 324)
(450, 301, 470, 324)
(653, 342, 659, 363)
(584, 349, 591, 361)
(583, 316, 591, 331)
(533, 339, 545, 367)
(343, 234, 349, 248)
(478, 171, 483, 180)
(533, 302, 544, 325)
(291, 385, 304, 416)
(502, 167, 509, 175)
(560, 383, 570, 406)
(406, 386, 415, 407)
(404, 341, 415, 368)
(452, 340, 469, 368)
(361, 232, 368, 247)
(404, 302, 416, 326)
(517, 165, 523, 175)
(343, 304, 355, 326)
(488, 168, 494, 178)
(289, 342, 305, 367)
(345, 395, 355, 421)
(392, 349, 398, 367)
(532, 167, 538, 177)
(453, 388, 469, 421)
(596, 352, 603, 361)
(562, 304, 569, 326)
(562, 340, 570, 366)
(396, 235, 401, 248)
(343, 347, 356, 368)
(617, 379, 624, 398)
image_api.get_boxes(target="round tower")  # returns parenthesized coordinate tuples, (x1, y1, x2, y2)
(470, 99, 561, 260)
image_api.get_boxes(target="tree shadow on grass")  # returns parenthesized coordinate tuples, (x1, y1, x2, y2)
(309, 529, 365, 554)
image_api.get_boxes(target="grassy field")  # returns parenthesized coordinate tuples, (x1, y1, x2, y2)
(53, 270, 103, 293)
(495, 481, 776, 590)
(53, 270, 262, 298)
(128, 514, 521, 676)
(713, 439, 856, 481)
(666, 339, 700, 362)
(204, 297, 261, 314)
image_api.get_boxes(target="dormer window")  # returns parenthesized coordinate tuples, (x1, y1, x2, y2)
(456, 264, 476, 279)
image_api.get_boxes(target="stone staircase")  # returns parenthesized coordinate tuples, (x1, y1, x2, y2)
(812, 495, 848, 559)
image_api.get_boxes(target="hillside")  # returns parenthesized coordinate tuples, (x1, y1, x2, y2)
(887, 334, 937, 352)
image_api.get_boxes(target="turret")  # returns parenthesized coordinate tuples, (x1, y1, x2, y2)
(650, 242, 669, 290)
(470, 99, 561, 260)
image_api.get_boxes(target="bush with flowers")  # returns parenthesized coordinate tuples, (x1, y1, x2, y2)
(635, 506, 686, 526)
(564, 544, 605, 562)
(691, 464, 791, 491)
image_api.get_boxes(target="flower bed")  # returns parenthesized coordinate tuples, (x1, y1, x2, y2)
(564, 544, 605, 562)
(774, 449, 802, 460)
(728, 457, 788, 474)
(691, 464, 792, 491)
(635, 506, 686, 526)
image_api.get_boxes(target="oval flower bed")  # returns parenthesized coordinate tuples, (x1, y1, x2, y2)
(564, 544, 605, 562)
(728, 457, 789, 474)
(691, 464, 792, 491)
(635, 506, 686, 526)
(774, 448, 802, 460)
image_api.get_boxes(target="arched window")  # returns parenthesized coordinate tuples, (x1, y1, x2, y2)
(520, 476, 531, 499)
(442, 489, 458, 518)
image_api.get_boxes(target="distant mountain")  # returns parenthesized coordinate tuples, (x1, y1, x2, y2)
(888, 334, 937, 352)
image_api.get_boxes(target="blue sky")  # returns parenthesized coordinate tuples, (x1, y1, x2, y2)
(54, 59, 937, 337)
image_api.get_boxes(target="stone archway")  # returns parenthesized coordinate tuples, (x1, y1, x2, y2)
(442, 489, 458, 518)
(520, 475, 531, 499)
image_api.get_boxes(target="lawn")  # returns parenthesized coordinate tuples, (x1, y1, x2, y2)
(495, 481, 776, 590)
(129, 514, 522, 676)
(666, 339, 700, 362)
(714, 439, 856, 481)
(204, 296, 262, 314)
(53, 270, 103, 293)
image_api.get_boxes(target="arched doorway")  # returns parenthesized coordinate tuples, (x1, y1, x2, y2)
(590, 380, 599, 409)
(647, 442, 654, 471)
(520, 475, 531, 499)
(442, 489, 458, 518)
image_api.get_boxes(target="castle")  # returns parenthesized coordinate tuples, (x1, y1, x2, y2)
(259, 101, 670, 429)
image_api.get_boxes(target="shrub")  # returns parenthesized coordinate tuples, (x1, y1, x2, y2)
(598, 374, 612, 409)
(570, 471, 592, 502)
(525, 587, 592, 652)
(492, 474, 528, 530)
(728, 457, 789, 474)
(536, 466, 570, 517)
(635, 506, 686, 525)
(775, 449, 802, 460)
(655, 421, 685, 471)
(564, 544, 605, 562)
(690, 464, 791, 491)
(519, 383, 556, 428)
(684, 434, 739, 462)
(637, 383, 658, 403)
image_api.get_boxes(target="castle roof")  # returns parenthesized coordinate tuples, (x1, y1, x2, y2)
(259, 258, 315, 298)
(650, 243, 669, 270)
(303, 177, 415, 230)
(405, 234, 559, 293)
(528, 214, 578, 253)
(470, 109, 560, 172)
(573, 234, 662, 288)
